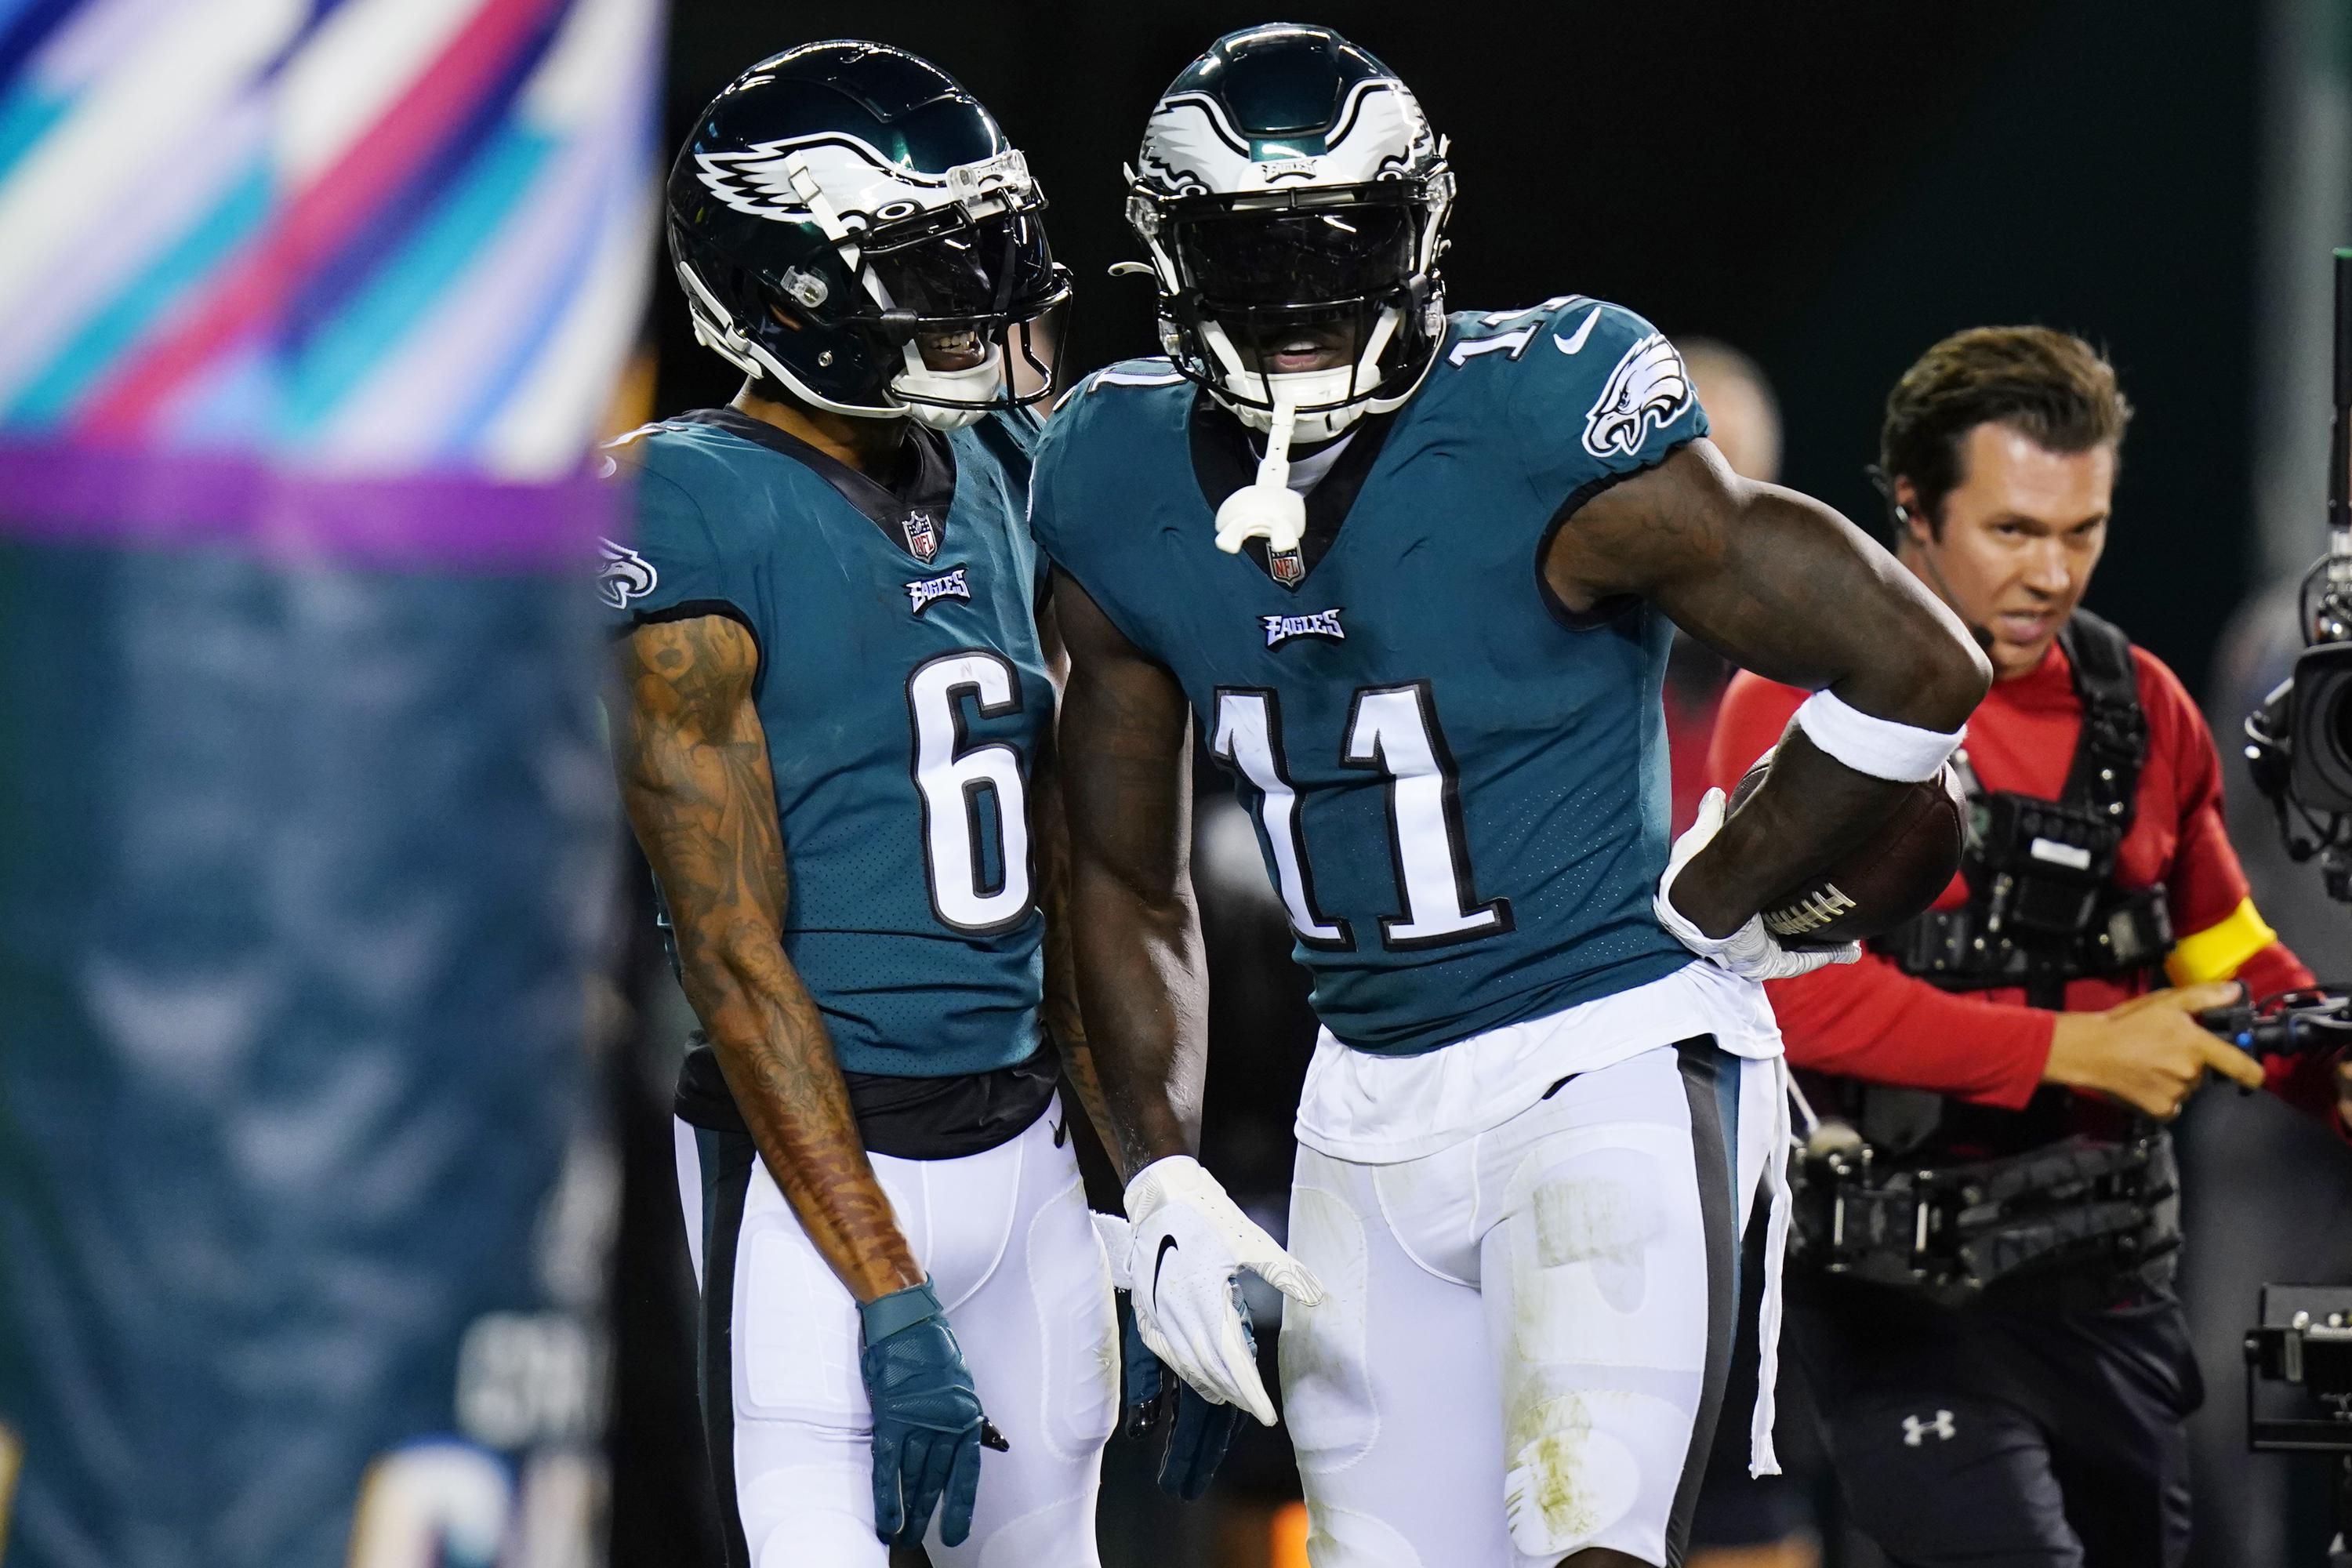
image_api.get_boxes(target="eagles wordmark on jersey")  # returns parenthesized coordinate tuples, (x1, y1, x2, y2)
(1032, 296, 1709, 1056)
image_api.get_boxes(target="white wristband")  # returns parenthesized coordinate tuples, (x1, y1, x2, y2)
(1792, 689, 1962, 782)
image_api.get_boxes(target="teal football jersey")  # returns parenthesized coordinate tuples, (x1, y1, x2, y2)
(602, 408, 1051, 1079)
(1031, 298, 1708, 1057)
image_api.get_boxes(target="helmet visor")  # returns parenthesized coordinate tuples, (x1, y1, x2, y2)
(862, 209, 1059, 327)
(1173, 202, 1417, 309)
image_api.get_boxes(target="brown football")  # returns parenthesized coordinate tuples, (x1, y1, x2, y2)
(1726, 751, 1968, 947)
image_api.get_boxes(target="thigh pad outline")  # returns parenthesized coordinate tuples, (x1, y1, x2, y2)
(1280, 1181, 1377, 1475)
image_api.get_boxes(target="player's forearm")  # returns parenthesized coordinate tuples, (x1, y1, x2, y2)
(1664, 487, 1986, 935)
(1675, 727, 1924, 937)
(1069, 867, 1207, 1178)
(681, 933, 924, 1301)
(1034, 774, 1120, 1155)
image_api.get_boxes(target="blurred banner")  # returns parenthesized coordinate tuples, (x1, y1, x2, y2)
(0, 2, 660, 1565)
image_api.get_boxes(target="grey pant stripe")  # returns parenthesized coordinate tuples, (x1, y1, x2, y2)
(695, 1127, 757, 1568)
(1664, 1035, 1741, 1568)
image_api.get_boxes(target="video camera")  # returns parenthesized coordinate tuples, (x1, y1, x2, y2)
(2245, 250, 2352, 902)
(2207, 988, 2352, 1565)
(1789, 989, 2350, 1305)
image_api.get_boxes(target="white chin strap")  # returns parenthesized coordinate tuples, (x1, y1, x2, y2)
(1208, 304, 1413, 557)
(893, 341, 1001, 431)
(1206, 306, 1403, 445)
(1214, 397, 1308, 557)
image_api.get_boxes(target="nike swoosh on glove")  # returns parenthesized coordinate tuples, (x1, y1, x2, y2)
(1653, 786, 1862, 982)
(858, 1279, 992, 1548)
(1120, 1156, 1322, 1426)
(1092, 1211, 1243, 1499)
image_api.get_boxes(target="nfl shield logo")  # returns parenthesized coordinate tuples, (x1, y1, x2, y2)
(903, 510, 938, 562)
(1270, 546, 1304, 586)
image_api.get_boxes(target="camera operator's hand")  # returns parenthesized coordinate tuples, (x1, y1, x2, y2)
(2336, 1058, 2352, 1131)
(2044, 982, 2265, 1119)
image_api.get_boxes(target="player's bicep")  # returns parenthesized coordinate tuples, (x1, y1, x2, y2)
(610, 615, 787, 940)
(1544, 441, 1983, 727)
(1051, 568, 1192, 900)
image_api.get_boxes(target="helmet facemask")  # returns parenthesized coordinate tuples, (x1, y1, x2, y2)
(854, 188, 1063, 429)
(1133, 174, 1453, 445)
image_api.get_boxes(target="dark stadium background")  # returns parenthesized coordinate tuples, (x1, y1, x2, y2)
(611, 5, 2345, 1565)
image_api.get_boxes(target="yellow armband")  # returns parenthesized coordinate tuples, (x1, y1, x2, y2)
(2165, 897, 2279, 986)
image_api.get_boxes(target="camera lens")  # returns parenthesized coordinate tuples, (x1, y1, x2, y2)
(2291, 644, 2352, 813)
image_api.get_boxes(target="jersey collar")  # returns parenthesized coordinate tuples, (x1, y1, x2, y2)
(681, 407, 959, 563)
(1188, 393, 1395, 591)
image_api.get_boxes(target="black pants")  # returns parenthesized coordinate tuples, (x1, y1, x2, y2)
(1790, 1285, 2201, 1568)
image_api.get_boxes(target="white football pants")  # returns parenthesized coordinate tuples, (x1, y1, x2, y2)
(1280, 1038, 1778, 1568)
(674, 1104, 1116, 1567)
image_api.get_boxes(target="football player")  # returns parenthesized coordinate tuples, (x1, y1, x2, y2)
(603, 43, 1221, 1566)
(1030, 24, 1991, 1568)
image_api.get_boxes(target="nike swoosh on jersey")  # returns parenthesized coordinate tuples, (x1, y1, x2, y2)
(1153, 1234, 1180, 1298)
(1555, 305, 1602, 355)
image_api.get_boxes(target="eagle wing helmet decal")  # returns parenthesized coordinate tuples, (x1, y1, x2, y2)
(1136, 79, 1437, 198)
(693, 132, 948, 223)
(1581, 332, 1695, 459)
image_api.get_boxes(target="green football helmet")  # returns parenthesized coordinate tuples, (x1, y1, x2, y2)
(668, 41, 1070, 430)
(1126, 24, 1454, 444)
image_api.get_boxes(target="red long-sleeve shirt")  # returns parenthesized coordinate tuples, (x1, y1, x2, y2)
(1704, 639, 2339, 1122)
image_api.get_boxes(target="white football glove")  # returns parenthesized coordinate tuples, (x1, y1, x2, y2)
(1654, 786, 1862, 982)
(1120, 1156, 1323, 1425)
(1091, 1210, 1136, 1290)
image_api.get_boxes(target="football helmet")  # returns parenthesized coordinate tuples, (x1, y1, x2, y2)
(668, 41, 1069, 430)
(1126, 24, 1454, 445)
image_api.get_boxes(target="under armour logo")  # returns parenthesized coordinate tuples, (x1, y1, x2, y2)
(1901, 1410, 1956, 1446)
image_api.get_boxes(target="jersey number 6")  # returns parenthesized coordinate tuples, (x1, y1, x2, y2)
(908, 651, 1033, 935)
(1213, 683, 1512, 954)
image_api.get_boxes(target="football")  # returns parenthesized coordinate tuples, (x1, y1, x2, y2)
(1726, 751, 1969, 947)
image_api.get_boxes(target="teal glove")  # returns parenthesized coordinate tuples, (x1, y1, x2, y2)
(858, 1279, 1000, 1548)
(1119, 1287, 1244, 1500)
(1094, 1210, 1244, 1500)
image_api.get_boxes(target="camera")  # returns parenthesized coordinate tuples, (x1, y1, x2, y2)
(2245, 249, 2352, 900)
(2249, 1284, 2352, 1568)
(2263, 641, 2352, 815)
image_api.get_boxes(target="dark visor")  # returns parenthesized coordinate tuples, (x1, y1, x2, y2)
(862, 209, 1056, 325)
(1174, 203, 1416, 309)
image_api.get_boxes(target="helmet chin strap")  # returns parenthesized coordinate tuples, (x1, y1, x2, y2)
(893, 339, 1000, 431)
(1214, 397, 1308, 556)
(1207, 307, 1402, 445)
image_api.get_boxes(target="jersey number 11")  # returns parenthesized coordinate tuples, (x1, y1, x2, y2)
(1214, 683, 1512, 954)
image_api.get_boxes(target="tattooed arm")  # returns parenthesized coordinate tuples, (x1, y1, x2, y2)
(1050, 569, 1206, 1177)
(1031, 598, 1120, 1160)
(611, 614, 922, 1302)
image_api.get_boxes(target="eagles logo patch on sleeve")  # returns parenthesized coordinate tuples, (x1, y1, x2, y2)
(597, 539, 657, 610)
(1581, 332, 1694, 459)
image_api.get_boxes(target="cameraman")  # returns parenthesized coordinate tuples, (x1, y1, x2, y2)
(1704, 325, 2351, 1568)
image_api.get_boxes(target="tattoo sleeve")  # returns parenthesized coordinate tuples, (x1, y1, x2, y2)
(1050, 569, 1206, 1178)
(609, 614, 921, 1301)
(1544, 439, 1993, 935)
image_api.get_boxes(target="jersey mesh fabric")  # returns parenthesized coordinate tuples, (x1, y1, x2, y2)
(1032, 299, 1708, 1057)
(605, 411, 1051, 1079)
